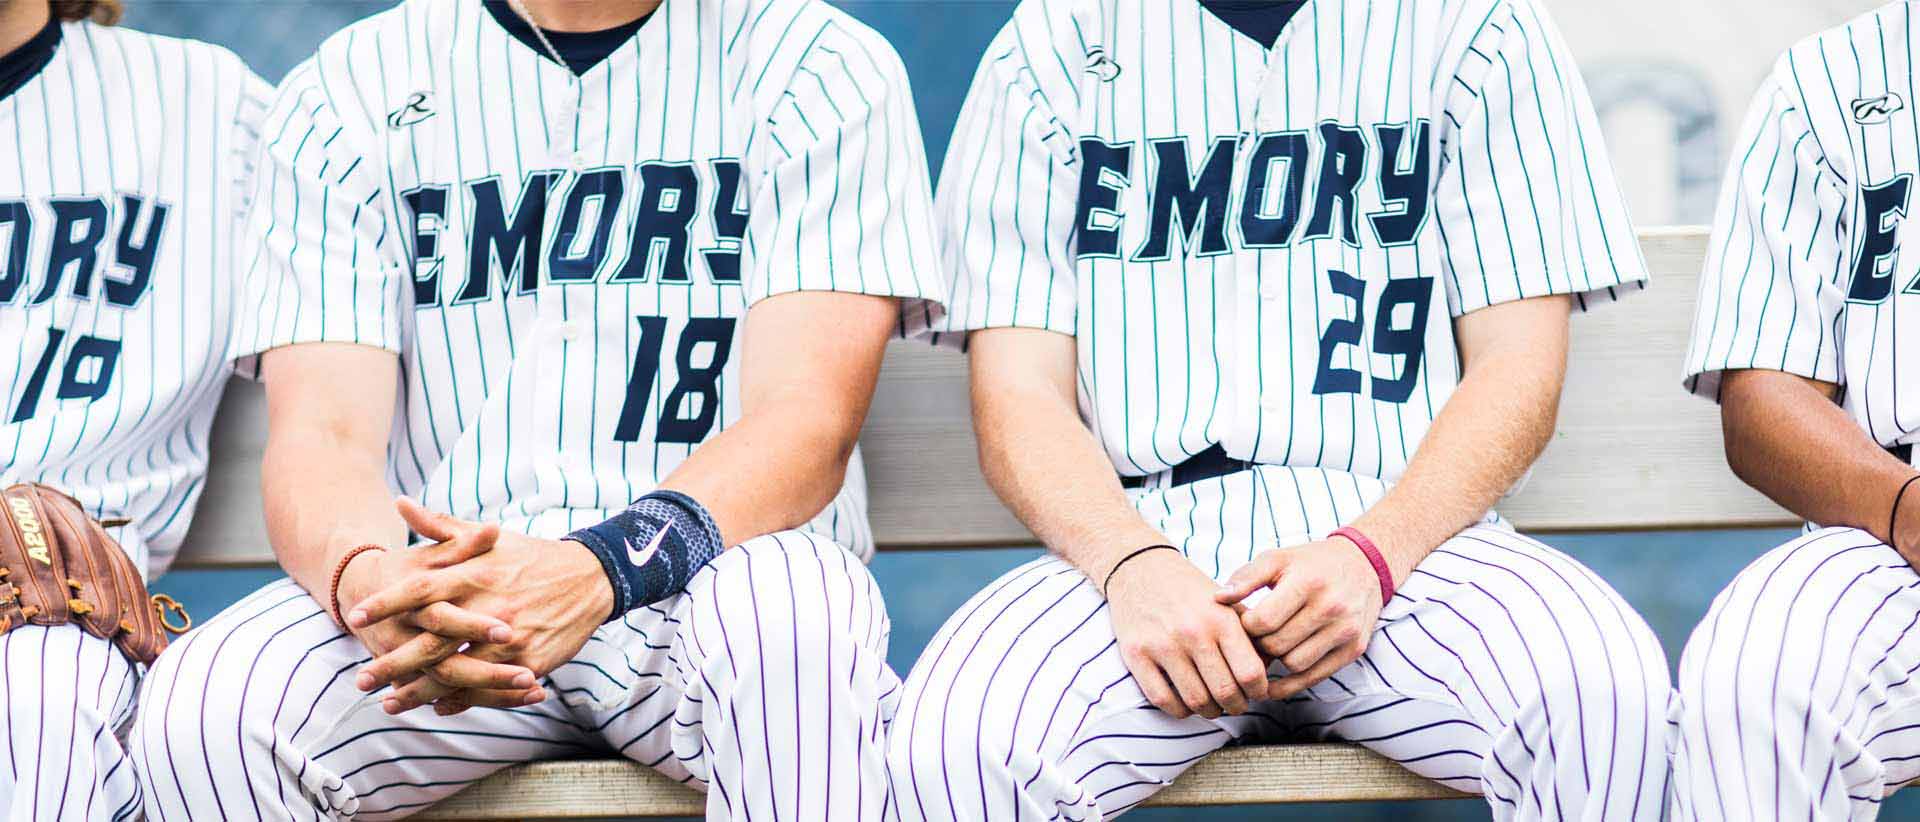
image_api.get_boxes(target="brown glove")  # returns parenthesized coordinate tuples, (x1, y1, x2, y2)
(0, 483, 190, 665)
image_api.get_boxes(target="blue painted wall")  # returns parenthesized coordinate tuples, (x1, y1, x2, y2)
(122, 2, 1918, 818)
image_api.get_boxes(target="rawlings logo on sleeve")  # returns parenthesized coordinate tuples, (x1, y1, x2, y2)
(7, 497, 50, 565)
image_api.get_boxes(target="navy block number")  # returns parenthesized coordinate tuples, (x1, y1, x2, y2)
(614, 316, 738, 444)
(1312, 269, 1367, 396)
(1311, 271, 1433, 403)
(11, 327, 121, 422)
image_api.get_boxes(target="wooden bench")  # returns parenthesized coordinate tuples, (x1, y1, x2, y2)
(173, 226, 1790, 817)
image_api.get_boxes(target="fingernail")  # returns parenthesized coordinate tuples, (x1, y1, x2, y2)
(488, 626, 512, 643)
(348, 610, 367, 627)
(523, 689, 545, 705)
(382, 699, 401, 715)
(513, 671, 535, 689)
(355, 673, 374, 691)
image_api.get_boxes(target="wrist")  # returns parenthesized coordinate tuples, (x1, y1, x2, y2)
(561, 539, 618, 623)
(1099, 543, 1182, 599)
(568, 490, 725, 619)
(1891, 474, 1920, 557)
(1330, 526, 1396, 604)
(329, 544, 388, 627)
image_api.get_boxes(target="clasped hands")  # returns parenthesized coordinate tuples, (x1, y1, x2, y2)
(332, 498, 616, 716)
(1106, 537, 1387, 720)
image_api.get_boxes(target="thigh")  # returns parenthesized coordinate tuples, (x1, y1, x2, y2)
(579, 531, 896, 790)
(892, 555, 1261, 820)
(1287, 526, 1671, 812)
(3, 624, 141, 821)
(1678, 527, 1920, 802)
(136, 579, 593, 822)
(3, 623, 138, 734)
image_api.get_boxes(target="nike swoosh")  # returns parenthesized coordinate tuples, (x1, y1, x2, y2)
(627, 522, 673, 567)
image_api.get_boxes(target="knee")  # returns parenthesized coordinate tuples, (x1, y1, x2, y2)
(683, 532, 888, 664)
(1674, 529, 1890, 734)
(0, 626, 133, 736)
(1513, 606, 1672, 750)
(134, 584, 330, 761)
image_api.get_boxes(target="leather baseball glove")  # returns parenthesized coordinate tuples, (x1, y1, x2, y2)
(0, 483, 190, 666)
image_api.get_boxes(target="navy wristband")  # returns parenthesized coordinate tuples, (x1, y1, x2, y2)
(568, 490, 724, 620)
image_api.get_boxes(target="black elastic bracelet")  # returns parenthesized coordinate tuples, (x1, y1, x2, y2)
(1102, 544, 1178, 598)
(1892, 475, 1920, 550)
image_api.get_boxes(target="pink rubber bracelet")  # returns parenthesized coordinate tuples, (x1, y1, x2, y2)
(1331, 526, 1395, 603)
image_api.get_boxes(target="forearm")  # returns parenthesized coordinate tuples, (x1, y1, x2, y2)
(1351, 307, 1566, 583)
(262, 428, 406, 597)
(1721, 370, 1915, 546)
(973, 364, 1167, 586)
(256, 344, 406, 598)
(657, 403, 862, 548)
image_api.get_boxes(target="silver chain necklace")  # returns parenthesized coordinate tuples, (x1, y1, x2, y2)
(504, 0, 573, 76)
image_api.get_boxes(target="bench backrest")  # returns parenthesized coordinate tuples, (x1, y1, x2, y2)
(176, 227, 1787, 567)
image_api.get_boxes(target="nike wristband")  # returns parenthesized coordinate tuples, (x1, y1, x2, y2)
(567, 490, 724, 621)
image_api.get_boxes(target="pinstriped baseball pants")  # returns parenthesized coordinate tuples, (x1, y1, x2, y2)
(1671, 527, 1920, 821)
(886, 466, 1673, 821)
(0, 625, 142, 822)
(128, 531, 899, 821)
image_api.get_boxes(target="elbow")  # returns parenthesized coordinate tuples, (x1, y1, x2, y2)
(1720, 408, 1764, 491)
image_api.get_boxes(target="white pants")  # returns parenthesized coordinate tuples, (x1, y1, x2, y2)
(0, 625, 143, 822)
(1671, 527, 1920, 821)
(886, 466, 1673, 821)
(130, 530, 899, 821)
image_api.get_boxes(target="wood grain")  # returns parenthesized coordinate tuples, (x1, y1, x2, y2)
(413, 743, 1469, 819)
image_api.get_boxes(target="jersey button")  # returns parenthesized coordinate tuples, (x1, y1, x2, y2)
(1260, 396, 1285, 413)
(569, 153, 591, 172)
(558, 322, 584, 342)
(1260, 282, 1283, 300)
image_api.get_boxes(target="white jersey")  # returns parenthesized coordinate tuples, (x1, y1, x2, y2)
(236, 0, 943, 558)
(0, 21, 268, 576)
(1685, 0, 1920, 456)
(933, 0, 1647, 488)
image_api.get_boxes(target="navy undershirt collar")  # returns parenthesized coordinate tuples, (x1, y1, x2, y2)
(0, 16, 61, 104)
(1199, 0, 1308, 49)
(482, 1, 652, 76)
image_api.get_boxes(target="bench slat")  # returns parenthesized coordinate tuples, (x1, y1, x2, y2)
(413, 743, 1470, 819)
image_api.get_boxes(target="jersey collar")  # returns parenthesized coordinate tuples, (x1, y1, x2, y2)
(480, 1, 653, 77)
(0, 16, 61, 105)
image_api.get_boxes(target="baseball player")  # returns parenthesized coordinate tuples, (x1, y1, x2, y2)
(887, 1, 1673, 819)
(129, 0, 944, 819)
(0, 0, 268, 819)
(1672, 2, 1920, 818)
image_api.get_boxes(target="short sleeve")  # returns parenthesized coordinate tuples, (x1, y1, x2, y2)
(743, 29, 946, 334)
(927, 22, 1080, 341)
(1432, 0, 1650, 317)
(233, 61, 409, 366)
(1683, 75, 1848, 400)
(226, 66, 273, 237)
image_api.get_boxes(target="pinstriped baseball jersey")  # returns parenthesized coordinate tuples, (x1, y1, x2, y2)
(1685, 0, 1920, 456)
(933, 0, 1648, 484)
(236, 0, 944, 558)
(0, 20, 269, 577)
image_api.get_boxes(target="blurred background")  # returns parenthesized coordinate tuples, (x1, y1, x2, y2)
(123, 0, 1903, 819)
